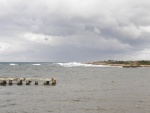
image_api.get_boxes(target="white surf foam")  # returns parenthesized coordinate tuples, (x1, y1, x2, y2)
(32, 64, 41, 66)
(10, 63, 17, 66)
(57, 62, 121, 68)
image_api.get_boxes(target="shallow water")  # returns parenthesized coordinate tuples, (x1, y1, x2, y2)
(0, 63, 150, 113)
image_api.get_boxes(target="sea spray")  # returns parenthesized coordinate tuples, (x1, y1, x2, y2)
(56, 62, 122, 67)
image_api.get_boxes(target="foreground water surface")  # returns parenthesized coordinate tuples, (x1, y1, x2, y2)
(0, 62, 150, 113)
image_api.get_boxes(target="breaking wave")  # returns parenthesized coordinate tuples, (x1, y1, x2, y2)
(10, 63, 17, 66)
(57, 62, 121, 67)
(32, 64, 41, 66)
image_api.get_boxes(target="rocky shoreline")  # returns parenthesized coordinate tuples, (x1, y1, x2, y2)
(87, 60, 150, 68)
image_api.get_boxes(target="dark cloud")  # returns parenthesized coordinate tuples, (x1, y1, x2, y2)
(44, 37, 48, 41)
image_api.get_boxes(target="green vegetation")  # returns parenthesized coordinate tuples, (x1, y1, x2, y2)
(90, 60, 150, 67)
(137, 60, 150, 65)
(103, 60, 150, 65)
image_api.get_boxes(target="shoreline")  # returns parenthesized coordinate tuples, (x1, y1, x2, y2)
(86, 60, 150, 68)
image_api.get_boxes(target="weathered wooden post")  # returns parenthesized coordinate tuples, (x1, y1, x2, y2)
(35, 80, 38, 85)
(17, 79, 22, 85)
(3, 80, 7, 85)
(0, 80, 7, 85)
(51, 78, 56, 85)
(0, 80, 5, 85)
(9, 80, 13, 85)
(44, 81, 49, 85)
(26, 80, 30, 85)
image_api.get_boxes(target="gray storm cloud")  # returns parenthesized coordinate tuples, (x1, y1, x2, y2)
(0, 0, 150, 62)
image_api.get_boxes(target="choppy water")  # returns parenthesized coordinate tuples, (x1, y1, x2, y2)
(0, 62, 150, 113)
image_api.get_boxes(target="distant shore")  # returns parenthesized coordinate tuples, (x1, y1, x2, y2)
(86, 60, 150, 68)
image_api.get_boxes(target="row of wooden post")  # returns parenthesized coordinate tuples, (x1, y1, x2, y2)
(0, 78, 56, 86)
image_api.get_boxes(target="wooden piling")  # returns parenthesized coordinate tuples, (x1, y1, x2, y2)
(26, 80, 30, 85)
(51, 78, 56, 85)
(44, 81, 49, 85)
(9, 80, 13, 85)
(3, 80, 7, 85)
(0, 80, 3, 85)
(35, 80, 38, 85)
(0, 80, 7, 85)
(17, 80, 22, 85)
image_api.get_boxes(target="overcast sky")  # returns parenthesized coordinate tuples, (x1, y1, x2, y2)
(0, 0, 150, 62)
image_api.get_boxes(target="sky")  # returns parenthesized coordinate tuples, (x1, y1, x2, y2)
(0, 0, 150, 62)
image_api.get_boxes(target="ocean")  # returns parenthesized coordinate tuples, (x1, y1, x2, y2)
(0, 62, 150, 113)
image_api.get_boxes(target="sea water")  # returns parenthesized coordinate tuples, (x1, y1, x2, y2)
(0, 62, 150, 113)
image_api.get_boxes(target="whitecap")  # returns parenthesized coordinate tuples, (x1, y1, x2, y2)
(57, 62, 121, 68)
(10, 63, 16, 66)
(32, 64, 41, 66)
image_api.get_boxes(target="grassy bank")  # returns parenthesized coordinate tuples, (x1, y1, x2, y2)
(87, 60, 150, 67)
